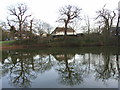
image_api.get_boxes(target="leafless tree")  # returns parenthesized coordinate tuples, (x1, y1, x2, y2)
(7, 3, 31, 39)
(57, 5, 81, 38)
(69, 19, 81, 32)
(29, 19, 33, 34)
(0, 21, 8, 30)
(94, 19, 105, 34)
(33, 19, 46, 36)
(84, 15, 91, 34)
(33, 19, 52, 37)
(96, 5, 116, 35)
(44, 23, 52, 35)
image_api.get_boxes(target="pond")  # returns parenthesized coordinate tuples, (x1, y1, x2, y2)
(1, 47, 120, 88)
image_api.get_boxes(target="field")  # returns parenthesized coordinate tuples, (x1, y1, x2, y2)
(0, 40, 15, 44)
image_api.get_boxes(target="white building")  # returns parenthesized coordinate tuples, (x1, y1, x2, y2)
(52, 27, 76, 36)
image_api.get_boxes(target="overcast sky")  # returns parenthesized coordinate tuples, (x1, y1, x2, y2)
(0, 0, 120, 28)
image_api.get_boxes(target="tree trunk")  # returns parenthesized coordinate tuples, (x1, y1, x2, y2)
(64, 22, 67, 40)
(19, 22, 22, 40)
(116, 16, 120, 36)
(30, 20, 33, 38)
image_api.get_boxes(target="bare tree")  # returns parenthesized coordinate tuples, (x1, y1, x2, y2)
(94, 19, 105, 34)
(7, 3, 31, 39)
(33, 19, 45, 37)
(57, 5, 81, 38)
(44, 23, 52, 35)
(96, 5, 116, 35)
(0, 21, 8, 30)
(69, 19, 81, 32)
(27, 19, 34, 38)
(33, 19, 52, 37)
(84, 15, 91, 34)
(29, 19, 33, 34)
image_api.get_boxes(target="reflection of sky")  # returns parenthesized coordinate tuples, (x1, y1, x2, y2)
(82, 73, 118, 88)
(2, 74, 13, 88)
(2, 68, 118, 88)
(29, 68, 118, 88)
(118, 61, 120, 90)
(0, 0, 120, 28)
(2, 53, 119, 88)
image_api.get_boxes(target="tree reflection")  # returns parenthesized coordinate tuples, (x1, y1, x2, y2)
(2, 50, 54, 88)
(2, 47, 120, 88)
(53, 53, 84, 86)
(2, 50, 36, 87)
(95, 52, 119, 82)
(33, 54, 54, 73)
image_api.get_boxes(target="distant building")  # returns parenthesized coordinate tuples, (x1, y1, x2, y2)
(14, 31, 30, 39)
(13, 30, 37, 40)
(51, 27, 76, 37)
(42, 32, 48, 38)
(109, 27, 120, 36)
(76, 33, 85, 37)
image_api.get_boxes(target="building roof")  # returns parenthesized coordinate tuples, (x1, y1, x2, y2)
(52, 27, 75, 34)
(110, 27, 120, 32)
(109, 27, 120, 35)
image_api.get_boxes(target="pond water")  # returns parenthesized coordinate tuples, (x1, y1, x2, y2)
(1, 47, 120, 88)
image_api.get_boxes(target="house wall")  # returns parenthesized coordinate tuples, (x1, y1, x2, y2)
(53, 31, 76, 35)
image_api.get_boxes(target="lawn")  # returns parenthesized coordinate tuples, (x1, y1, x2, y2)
(0, 40, 15, 44)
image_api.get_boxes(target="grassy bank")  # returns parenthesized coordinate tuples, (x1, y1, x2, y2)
(0, 40, 15, 45)
(1, 34, 120, 50)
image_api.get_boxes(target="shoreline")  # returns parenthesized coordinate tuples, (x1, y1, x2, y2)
(1, 44, 50, 50)
(1, 44, 119, 51)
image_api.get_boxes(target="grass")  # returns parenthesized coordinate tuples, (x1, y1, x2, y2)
(0, 40, 15, 45)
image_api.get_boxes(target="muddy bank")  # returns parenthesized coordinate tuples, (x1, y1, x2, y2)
(1, 44, 50, 50)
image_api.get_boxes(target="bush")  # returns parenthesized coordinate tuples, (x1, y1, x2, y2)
(81, 34, 103, 46)
(13, 39, 38, 45)
(11, 34, 120, 47)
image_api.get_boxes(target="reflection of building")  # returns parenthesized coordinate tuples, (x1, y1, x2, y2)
(52, 27, 76, 37)
(53, 54, 75, 61)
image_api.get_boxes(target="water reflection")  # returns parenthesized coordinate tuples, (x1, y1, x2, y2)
(53, 53, 83, 86)
(2, 50, 37, 87)
(1, 47, 120, 88)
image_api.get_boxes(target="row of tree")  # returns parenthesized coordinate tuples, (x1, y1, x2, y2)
(1, 3, 53, 40)
(0, 3, 118, 41)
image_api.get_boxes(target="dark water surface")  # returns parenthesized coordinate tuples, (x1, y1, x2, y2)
(1, 47, 120, 88)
